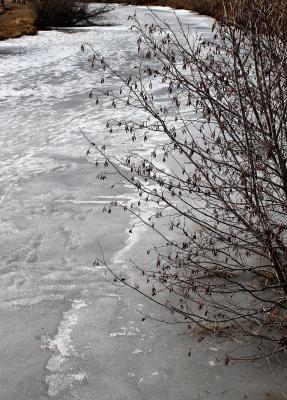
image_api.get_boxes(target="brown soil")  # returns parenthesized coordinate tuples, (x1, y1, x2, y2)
(0, 1, 37, 41)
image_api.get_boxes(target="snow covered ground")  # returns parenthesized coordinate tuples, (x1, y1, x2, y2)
(0, 4, 286, 399)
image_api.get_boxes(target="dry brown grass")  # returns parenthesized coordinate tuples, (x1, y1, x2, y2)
(191, 321, 238, 337)
(95, 0, 222, 17)
(0, 1, 37, 40)
(96, 0, 287, 31)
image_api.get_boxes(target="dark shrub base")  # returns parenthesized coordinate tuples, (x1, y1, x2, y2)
(34, 0, 109, 29)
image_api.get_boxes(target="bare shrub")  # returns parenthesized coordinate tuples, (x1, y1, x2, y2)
(96, 0, 223, 19)
(33, 0, 109, 28)
(83, 0, 287, 360)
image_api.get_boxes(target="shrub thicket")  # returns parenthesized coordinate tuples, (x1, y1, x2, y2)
(33, 0, 109, 28)
(96, 0, 223, 18)
(85, 0, 287, 360)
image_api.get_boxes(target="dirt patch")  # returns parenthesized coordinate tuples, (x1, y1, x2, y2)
(0, 1, 37, 41)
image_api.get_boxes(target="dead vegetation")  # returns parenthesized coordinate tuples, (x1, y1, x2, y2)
(0, 1, 36, 40)
(0, 0, 110, 40)
(96, 0, 223, 18)
(85, 0, 287, 360)
(32, 0, 110, 29)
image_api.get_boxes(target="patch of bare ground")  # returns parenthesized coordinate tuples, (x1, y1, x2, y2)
(0, 1, 37, 41)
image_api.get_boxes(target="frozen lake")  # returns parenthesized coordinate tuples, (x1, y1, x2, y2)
(0, 4, 286, 399)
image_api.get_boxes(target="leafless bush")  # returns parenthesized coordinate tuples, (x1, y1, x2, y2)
(96, 0, 223, 19)
(33, 0, 110, 28)
(83, 0, 287, 360)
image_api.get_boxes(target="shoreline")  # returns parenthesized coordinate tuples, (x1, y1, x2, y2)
(96, 0, 221, 18)
(0, 2, 37, 41)
(0, 0, 220, 41)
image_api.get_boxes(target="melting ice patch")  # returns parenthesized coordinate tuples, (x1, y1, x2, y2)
(41, 299, 87, 396)
(46, 372, 87, 397)
(110, 325, 140, 337)
(133, 348, 143, 354)
(111, 211, 151, 265)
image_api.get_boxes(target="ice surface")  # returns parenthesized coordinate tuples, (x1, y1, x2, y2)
(0, 3, 286, 400)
